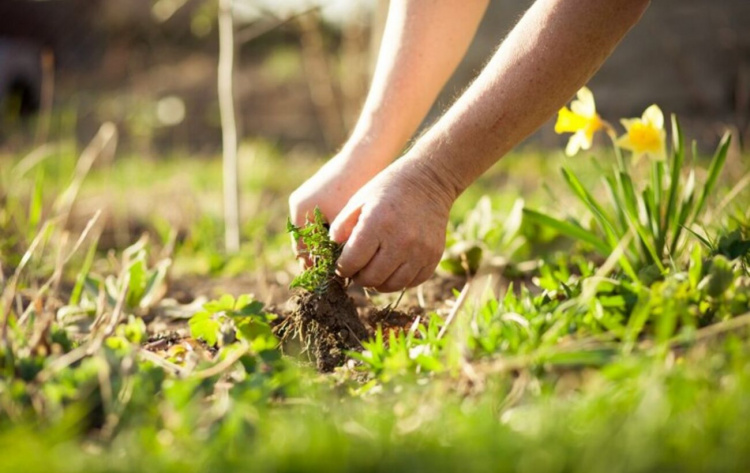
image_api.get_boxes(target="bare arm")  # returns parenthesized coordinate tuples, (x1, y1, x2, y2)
(289, 0, 488, 233)
(343, 0, 490, 175)
(407, 0, 650, 198)
(331, 0, 650, 292)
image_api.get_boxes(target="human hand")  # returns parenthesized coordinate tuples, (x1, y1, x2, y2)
(289, 152, 381, 263)
(329, 159, 456, 293)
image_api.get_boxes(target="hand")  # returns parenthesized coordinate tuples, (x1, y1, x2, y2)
(289, 152, 380, 263)
(329, 159, 456, 293)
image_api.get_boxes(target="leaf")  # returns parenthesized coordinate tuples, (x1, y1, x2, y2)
(235, 318, 274, 343)
(71, 245, 99, 305)
(235, 300, 265, 317)
(139, 258, 171, 309)
(125, 258, 148, 308)
(688, 244, 703, 289)
(663, 115, 685, 238)
(716, 229, 750, 260)
(561, 167, 619, 247)
(522, 208, 611, 255)
(189, 311, 220, 346)
(693, 132, 731, 224)
(699, 255, 735, 298)
(205, 294, 236, 313)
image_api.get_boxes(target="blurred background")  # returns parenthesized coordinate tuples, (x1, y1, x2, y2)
(1, 0, 749, 157)
(1, 0, 749, 287)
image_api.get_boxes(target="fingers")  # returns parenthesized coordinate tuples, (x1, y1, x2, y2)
(374, 262, 414, 293)
(331, 202, 382, 279)
(335, 225, 380, 279)
(329, 204, 362, 244)
(353, 249, 402, 289)
(374, 262, 436, 293)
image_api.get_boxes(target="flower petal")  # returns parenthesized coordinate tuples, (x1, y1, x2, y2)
(620, 118, 639, 131)
(565, 133, 584, 156)
(578, 130, 593, 151)
(555, 107, 588, 134)
(616, 134, 634, 151)
(642, 104, 664, 129)
(571, 87, 596, 118)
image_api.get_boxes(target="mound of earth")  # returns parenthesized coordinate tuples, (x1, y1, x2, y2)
(288, 280, 370, 372)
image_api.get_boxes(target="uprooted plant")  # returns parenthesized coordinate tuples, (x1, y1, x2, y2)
(285, 208, 368, 372)
(287, 207, 343, 294)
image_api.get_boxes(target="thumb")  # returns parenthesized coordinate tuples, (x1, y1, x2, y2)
(329, 203, 363, 244)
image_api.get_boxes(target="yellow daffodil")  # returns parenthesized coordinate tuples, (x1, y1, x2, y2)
(616, 104, 667, 163)
(554, 86, 603, 157)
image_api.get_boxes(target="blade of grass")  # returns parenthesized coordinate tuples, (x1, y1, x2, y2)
(692, 132, 731, 224)
(561, 167, 620, 246)
(663, 115, 685, 239)
(669, 171, 696, 253)
(619, 173, 665, 270)
(523, 209, 611, 255)
(69, 234, 101, 306)
(603, 175, 628, 233)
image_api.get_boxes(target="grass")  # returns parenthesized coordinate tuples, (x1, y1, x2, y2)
(1, 116, 750, 472)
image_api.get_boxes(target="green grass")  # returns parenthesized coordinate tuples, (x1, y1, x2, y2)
(1, 126, 750, 472)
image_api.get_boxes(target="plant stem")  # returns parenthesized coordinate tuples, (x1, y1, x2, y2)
(218, 0, 240, 253)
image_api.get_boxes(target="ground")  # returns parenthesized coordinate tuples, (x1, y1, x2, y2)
(1, 125, 750, 472)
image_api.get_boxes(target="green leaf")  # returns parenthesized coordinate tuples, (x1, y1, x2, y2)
(69, 240, 99, 306)
(189, 311, 221, 346)
(688, 244, 703, 289)
(699, 255, 734, 298)
(663, 115, 685, 239)
(561, 167, 619, 246)
(235, 318, 274, 343)
(693, 132, 731, 224)
(522, 209, 611, 255)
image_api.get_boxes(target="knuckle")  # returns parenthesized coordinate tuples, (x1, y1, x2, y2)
(381, 277, 409, 293)
(288, 190, 302, 207)
(336, 257, 356, 279)
(377, 282, 398, 293)
(355, 270, 386, 289)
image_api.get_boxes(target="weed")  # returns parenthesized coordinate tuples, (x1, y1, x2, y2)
(286, 207, 343, 293)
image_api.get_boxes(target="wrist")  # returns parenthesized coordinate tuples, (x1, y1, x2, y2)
(398, 149, 461, 212)
(402, 141, 466, 207)
(335, 138, 397, 178)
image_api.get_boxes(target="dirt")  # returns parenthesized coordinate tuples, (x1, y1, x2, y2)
(162, 272, 472, 372)
(286, 280, 370, 372)
(361, 305, 423, 337)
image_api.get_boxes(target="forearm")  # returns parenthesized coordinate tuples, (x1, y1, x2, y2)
(342, 0, 489, 175)
(407, 0, 650, 201)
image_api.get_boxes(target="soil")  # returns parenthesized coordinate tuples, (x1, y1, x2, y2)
(158, 272, 479, 372)
(361, 305, 423, 337)
(286, 280, 370, 372)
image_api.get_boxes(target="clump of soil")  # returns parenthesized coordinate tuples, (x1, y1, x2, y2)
(361, 305, 423, 336)
(288, 280, 370, 372)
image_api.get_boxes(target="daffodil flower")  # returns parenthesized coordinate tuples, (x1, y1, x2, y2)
(616, 104, 667, 163)
(554, 86, 603, 157)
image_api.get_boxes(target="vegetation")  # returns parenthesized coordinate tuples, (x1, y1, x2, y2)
(287, 207, 343, 294)
(1, 88, 749, 472)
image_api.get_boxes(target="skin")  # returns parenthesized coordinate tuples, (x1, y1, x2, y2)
(290, 0, 651, 293)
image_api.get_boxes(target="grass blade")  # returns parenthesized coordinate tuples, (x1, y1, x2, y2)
(663, 115, 685, 233)
(693, 132, 731, 223)
(561, 167, 620, 246)
(523, 208, 611, 255)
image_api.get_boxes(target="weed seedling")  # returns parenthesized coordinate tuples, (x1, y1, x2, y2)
(287, 207, 343, 294)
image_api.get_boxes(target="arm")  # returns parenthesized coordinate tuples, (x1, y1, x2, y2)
(289, 0, 489, 231)
(331, 0, 650, 292)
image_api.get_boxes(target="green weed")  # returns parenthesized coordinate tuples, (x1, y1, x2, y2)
(286, 207, 343, 293)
